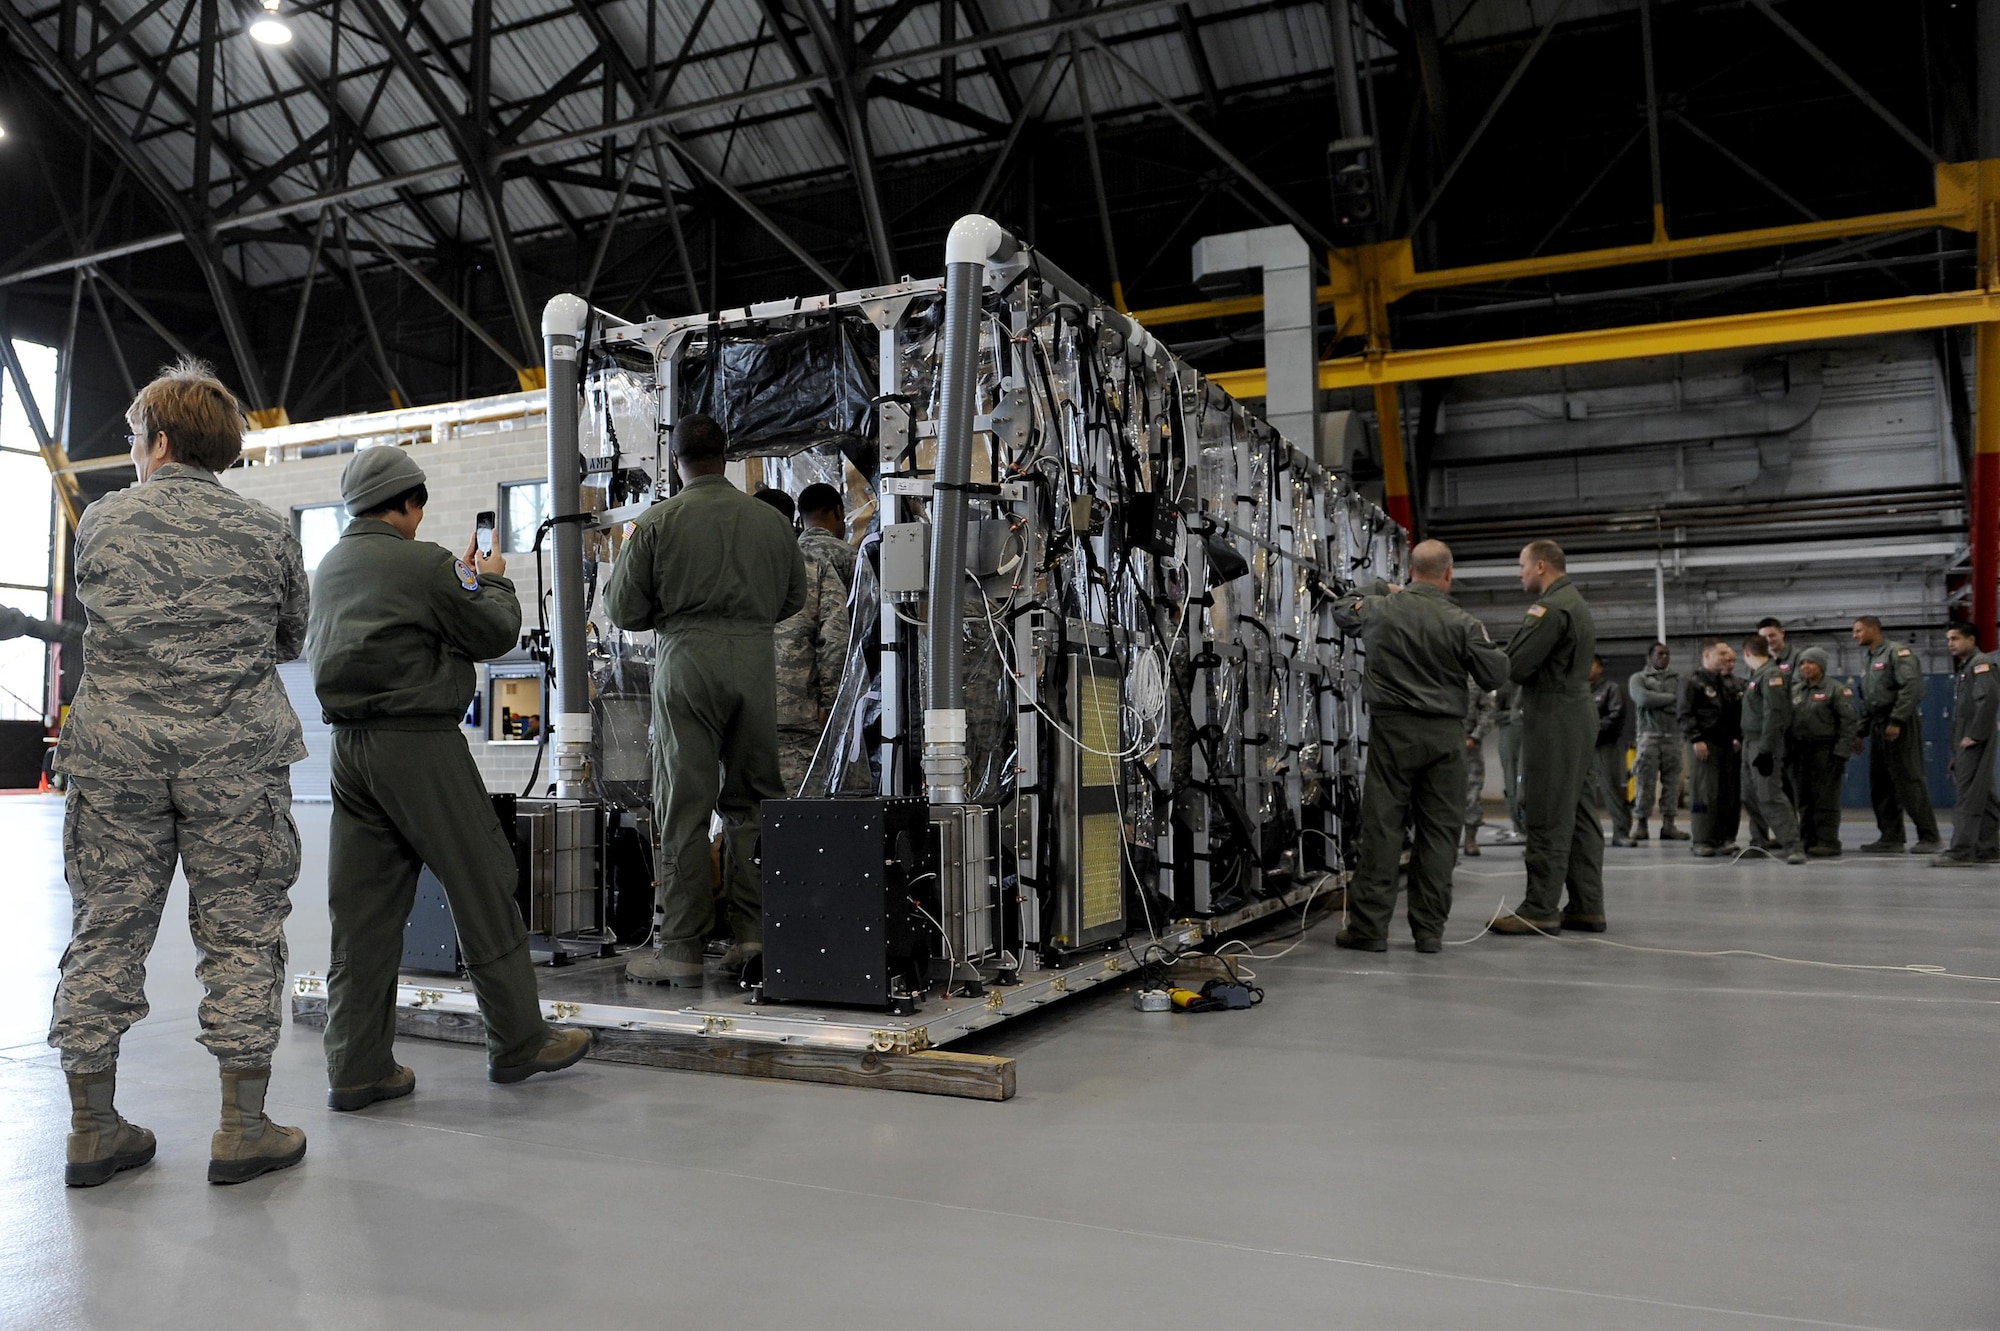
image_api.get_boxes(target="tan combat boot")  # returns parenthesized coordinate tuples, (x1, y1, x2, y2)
(64, 1069, 157, 1188)
(208, 1067, 307, 1185)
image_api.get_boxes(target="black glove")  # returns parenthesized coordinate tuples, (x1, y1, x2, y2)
(1752, 751, 1774, 777)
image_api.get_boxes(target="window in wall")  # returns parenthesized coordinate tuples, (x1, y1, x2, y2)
(296, 503, 351, 572)
(0, 339, 58, 722)
(501, 480, 550, 553)
(488, 667, 544, 742)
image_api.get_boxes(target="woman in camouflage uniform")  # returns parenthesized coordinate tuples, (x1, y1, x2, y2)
(49, 360, 310, 1186)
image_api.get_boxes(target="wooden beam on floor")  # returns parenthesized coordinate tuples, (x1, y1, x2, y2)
(291, 996, 1016, 1102)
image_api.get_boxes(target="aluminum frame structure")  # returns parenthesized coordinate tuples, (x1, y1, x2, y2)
(556, 214, 1401, 958)
(289, 218, 1400, 1087)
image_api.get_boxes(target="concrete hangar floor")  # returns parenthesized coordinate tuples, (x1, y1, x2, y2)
(1, 794, 1994, 1330)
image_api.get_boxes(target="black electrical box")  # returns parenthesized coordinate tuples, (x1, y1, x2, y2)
(1122, 490, 1177, 557)
(761, 796, 933, 1008)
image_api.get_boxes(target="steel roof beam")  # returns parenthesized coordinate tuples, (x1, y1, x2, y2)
(0, 1, 273, 405)
(0, 1, 1306, 290)
(868, 74, 1010, 136)
(1408, 0, 1575, 235)
(1081, 31, 1332, 251)
(858, 0, 925, 54)
(1173, 4, 1220, 117)
(566, 0, 842, 291)
(1745, 0, 1941, 166)
(954, 0, 1023, 121)
(788, 0, 898, 282)
(344, 0, 537, 360)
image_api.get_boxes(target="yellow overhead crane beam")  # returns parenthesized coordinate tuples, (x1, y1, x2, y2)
(1129, 163, 1994, 539)
(1207, 288, 2000, 396)
(1128, 161, 1986, 332)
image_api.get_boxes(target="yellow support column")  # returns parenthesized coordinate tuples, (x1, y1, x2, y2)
(1973, 160, 2000, 649)
(1373, 383, 1413, 533)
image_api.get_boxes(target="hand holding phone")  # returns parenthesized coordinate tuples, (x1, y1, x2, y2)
(469, 511, 505, 577)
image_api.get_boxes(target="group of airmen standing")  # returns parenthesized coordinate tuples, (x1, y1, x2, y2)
(1565, 614, 2000, 869)
(1331, 533, 2000, 954)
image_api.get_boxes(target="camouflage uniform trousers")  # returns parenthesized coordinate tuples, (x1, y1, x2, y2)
(776, 726, 820, 796)
(1631, 731, 1684, 819)
(49, 770, 300, 1074)
(776, 723, 873, 797)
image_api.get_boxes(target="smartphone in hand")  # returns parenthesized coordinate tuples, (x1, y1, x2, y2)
(476, 510, 496, 558)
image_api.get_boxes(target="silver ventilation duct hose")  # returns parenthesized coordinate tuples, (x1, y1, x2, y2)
(540, 294, 632, 798)
(542, 294, 592, 798)
(922, 217, 1161, 806)
(925, 216, 1013, 805)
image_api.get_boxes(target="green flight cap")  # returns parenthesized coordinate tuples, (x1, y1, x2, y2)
(341, 447, 428, 516)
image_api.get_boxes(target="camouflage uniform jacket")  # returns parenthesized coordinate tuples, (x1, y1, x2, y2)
(59, 463, 308, 777)
(803, 524, 856, 589)
(1464, 682, 1496, 743)
(775, 528, 853, 731)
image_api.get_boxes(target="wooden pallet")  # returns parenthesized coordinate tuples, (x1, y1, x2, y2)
(290, 995, 1016, 1101)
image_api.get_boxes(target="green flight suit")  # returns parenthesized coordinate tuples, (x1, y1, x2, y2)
(1504, 574, 1603, 922)
(1756, 643, 1803, 846)
(1943, 651, 2000, 861)
(308, 519, 550, 1087)
(1495, 681, 1526, 833)
(603, 474, 808, 966)
(1332, 581, 1509, 944)
(1787, 669, 1859, 854)
(1741, 660, 1801, 854)
(1861, 638, 1939, 846)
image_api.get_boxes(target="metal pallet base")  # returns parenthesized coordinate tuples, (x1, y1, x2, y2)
(289, 874, 1340, 1102)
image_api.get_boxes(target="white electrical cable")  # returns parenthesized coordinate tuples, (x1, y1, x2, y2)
(1448, 895, 2000, 981)
(975, 582, 1162, 761)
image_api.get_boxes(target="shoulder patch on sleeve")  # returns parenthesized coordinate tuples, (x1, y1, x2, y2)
(1897, 648, 1912, 656)
(1525, 603, 1548, 619)
(1976, 662, 1991, 674)
(453, 558, 480, 592)
(1352, 598, 1364, 612)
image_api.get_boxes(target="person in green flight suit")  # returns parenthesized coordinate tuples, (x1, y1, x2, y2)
(1933, 620, 2000, 868)
(310, 447, 593, 1110)
(1850, 616, 1942, 855)
(1329, 539, 1509, 952)
(1786, 646, 1859, 858)
(1740, 634, 1805, 865)
(605, 414, 808, 987)
(1493, 680, 1527, 843)
(1490, 539, 1606, 936)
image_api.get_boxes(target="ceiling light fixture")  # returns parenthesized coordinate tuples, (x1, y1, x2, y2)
(249, 0, 292, 45)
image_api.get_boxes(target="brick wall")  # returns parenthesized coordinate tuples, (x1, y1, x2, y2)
(225, 425, 556, 795)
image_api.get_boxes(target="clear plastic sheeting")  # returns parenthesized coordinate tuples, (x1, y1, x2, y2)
(589, 630, 654, 809)
(799, 550, 881, 799)
(582, 362, 660, 513)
